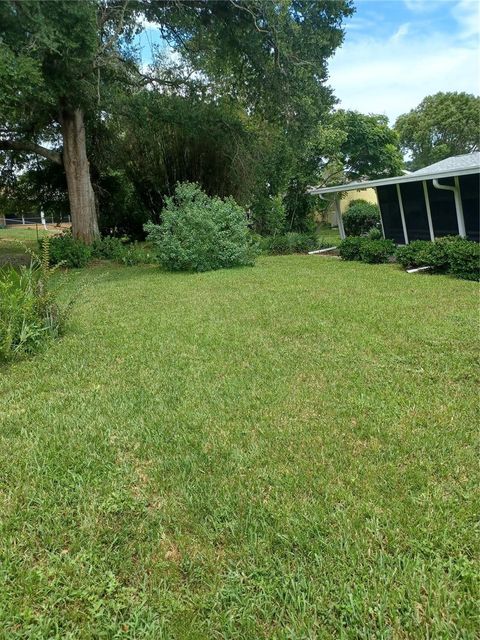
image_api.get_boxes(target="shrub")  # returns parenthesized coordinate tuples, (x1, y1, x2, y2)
(343, 199, 381, 236)
(395, 236, 479, 280)
(0, 241, 68, 362)
(91, 236, 126, 261)
(145, 182, 257, 272)
(446, 238, 480, 281)
(48, 232, 92, 268)
(339, 236, 395, 263)
(251, 195, 286, 235)
(395, 240, 431, 269)
(367, 227, 383, 240)
(359, 239, 395, 264)
(338, 236, 364, 261)
(120, 243, 156, 266)
(260, 232, 317, 255)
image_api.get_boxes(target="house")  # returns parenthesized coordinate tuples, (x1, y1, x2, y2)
(309, 153, 480, 243)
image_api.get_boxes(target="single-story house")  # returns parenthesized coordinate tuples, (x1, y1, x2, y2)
(309, 153, 480, 243)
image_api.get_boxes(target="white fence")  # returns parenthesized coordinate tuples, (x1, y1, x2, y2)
(1, 215, 71, 230)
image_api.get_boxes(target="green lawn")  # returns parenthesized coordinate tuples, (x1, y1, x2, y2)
(0, 227, 54, 265)
(1, 256, 478, 638)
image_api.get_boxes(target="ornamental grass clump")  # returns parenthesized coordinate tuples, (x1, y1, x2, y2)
(145, 182, 258, 272)
(0, 239, 69, 362)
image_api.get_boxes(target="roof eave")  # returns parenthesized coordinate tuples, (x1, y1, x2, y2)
(308, 165, 480, 195)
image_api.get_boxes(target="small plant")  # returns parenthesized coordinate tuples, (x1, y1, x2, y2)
(48, 232, 92, 268)
(91, 236, 126, 261)
(343, 199, 381, 236)
(145, 182, 257, 272)
(120, 243, 155, 266)
(338, 236, 364, 261)
(359, 238, 395, 264)
(0, 238, 69, 362)
(367, 227, 383, 240)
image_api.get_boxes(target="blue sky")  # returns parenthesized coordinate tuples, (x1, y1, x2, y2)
(137, 0, 480, 124)
(329, 0, 480, 122)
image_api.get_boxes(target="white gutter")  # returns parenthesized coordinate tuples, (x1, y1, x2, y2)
(308, 165, 479, 195)
(432, 178, 466, 238)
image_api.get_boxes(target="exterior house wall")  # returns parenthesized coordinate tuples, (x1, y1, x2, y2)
(319, 187, 378, 226)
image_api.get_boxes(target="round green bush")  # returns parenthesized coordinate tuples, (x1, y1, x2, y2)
(343, 199, 381, 236)
(446, 238, 480, 281)
(359, 239, 395, 264)
(395, 240, 432, 269)
(144, 182, 257, 272)
(48, 233, 92, 268)
(338, 236, 364, 261)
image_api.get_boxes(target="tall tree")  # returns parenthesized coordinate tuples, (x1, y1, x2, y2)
(395, 92, 480, 170)
(0, 0, 353, 243)
(314, 110, 404, 185)
(0, 0, 135, 242)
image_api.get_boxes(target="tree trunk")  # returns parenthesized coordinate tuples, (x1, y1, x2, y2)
(60, 108, 99, 244)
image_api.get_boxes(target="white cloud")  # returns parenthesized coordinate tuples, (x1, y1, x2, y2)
(451, 0, 480, 39)
(404, 0, 445, 13)
(328, 2, 480, 124)
(390, 22, 410, 43)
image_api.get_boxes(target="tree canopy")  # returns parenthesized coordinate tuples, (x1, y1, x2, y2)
(395, 92, 480, 170)
(0, 0, 355, 242)
(314, 110, 404, 185)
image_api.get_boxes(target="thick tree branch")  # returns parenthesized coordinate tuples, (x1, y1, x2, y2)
(0, 139, 62, 165)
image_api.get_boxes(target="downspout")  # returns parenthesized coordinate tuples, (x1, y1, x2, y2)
(432, 177, 466, 238)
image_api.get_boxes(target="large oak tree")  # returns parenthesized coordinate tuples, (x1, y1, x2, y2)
(0, 0, 353, 243)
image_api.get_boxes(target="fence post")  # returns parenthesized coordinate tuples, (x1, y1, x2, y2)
(40, 209, 47, 230)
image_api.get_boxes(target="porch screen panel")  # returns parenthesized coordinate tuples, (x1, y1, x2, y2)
(399, 182, 431, 240)
(376, 185, 404, 243)
(426, 178, 458, 237)
(458, 174, 480, 242)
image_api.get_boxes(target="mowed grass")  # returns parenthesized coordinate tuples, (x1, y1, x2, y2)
(0, 225, 52, 248)
(0, 256, 478, 639)
(0, 227, 55, 264)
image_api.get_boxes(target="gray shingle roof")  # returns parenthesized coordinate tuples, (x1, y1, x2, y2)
(308, 152, 480, 195)
(413, 152, 480, 176)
